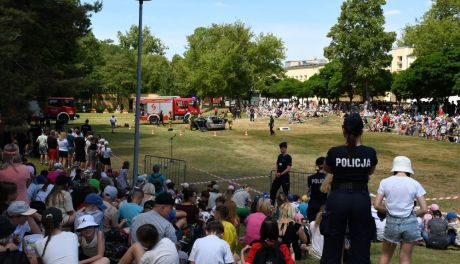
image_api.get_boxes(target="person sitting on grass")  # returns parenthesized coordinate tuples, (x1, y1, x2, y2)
(76, 214, 110, 264)
(243, 198, 273, 246)
(423, 210, 450, 250)
(119, 224, 179, 264)
(119, 189, 144, 228)
(241, 217, 295, 264)
(75, 193, 106, 231)
(214, 205, 238, 254)
(231, 184, 252, 221)
(446, 212, 460, 246)
(188, 220, 234, 264)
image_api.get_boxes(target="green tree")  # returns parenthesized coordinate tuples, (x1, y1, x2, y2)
(0, 0, 102, 127)
(324, 0, 396, 102)
(184, 21, 285, 99)
(399, 0, 460, 56)
(269, 78, 302, 99)
(169, 54, 192, 97)
(117, 25, 167, 55)
(142, 54, 171, 94)
(391, 48, 460, 100)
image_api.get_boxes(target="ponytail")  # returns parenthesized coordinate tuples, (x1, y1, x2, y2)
(41, 214, 57, 257)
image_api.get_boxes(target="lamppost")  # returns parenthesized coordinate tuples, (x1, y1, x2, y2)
(133, 0, 151, 187)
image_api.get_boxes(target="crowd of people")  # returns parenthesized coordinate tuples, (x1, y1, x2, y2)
(1, 112, 460, 264)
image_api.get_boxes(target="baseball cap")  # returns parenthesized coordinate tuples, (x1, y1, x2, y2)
(0, 216, 15, 239)
(446, 212, 458, 220)
(279, 142, 287, 148)
(88, 179, 101, 192)
(76, 214, 99, 231)
(429, 204, 439, 211)
(103, 185, 118, 200)
(84, 193, 107, 211)
(155, 193, 174, 205)
(165, 179, 172, 184)
(7, 201, 37, 216)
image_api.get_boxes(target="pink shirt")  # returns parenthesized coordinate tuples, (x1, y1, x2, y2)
(0, 164, 30, 202)
(243, 212, 267, 245)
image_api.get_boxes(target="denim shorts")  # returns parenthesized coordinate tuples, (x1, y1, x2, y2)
(384, 213, 422, 244)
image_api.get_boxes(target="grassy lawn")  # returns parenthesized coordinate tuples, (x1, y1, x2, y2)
(42, 112, 459, 263)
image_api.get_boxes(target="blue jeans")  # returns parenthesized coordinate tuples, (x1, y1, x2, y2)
(384, 213, 421, 244)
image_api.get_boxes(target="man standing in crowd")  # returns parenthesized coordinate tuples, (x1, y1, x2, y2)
(306, 157, 328, 222)
(269, 115, 275, 135)
(270, 142, 292, 205)
(249, 106, 255, 122)
(81, 119, 92, 137)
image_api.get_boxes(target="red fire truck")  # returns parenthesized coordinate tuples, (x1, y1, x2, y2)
(43, 97, 77, 123)
(138, 97, 200, 124)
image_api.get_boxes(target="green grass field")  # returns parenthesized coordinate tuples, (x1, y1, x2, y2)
(54, 112, 459, 263)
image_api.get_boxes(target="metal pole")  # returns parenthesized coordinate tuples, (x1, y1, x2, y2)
(133, 0, 144, 186)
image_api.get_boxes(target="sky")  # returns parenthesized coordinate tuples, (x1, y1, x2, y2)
(88, 0, 433, 61)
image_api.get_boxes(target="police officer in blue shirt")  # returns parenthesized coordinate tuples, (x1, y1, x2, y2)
(321, 113, 378, 264)
(270, 142, 292, 205)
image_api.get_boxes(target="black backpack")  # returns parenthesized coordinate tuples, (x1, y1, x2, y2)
(253, 240, 286, 264)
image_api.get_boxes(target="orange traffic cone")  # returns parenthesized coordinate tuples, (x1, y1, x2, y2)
(128, 125, 131, 130)
(244, 130, 248, 136)
(214, 131, 217, 137)
(151, 129, 154, 135)
(179, 130, 183, 136)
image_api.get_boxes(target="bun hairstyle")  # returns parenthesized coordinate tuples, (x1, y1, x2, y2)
(343, 113, 364, 157)
(41, 207, 63, 257)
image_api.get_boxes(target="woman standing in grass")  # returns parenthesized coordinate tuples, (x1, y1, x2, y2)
(374, 156, 427, 264)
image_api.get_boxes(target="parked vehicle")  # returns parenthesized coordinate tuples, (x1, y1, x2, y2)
(138, 97, 200, 124)
(43, 97, 77, 123)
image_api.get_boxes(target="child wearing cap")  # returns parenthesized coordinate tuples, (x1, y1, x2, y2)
(374, 156, 428, 264)
(446, 212, 460, 246)
(76, 214, 110, 264)
(75, 193, 106, 231)
(6, 201, 41, 251)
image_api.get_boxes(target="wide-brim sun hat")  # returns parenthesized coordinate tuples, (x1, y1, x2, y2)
(391, 156, 414, 175)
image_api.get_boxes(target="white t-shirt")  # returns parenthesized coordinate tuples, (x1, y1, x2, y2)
(309, 222, 323, 258)
(377, 175, 426, 218)
(188, 234, 234, 264)
(58, 139, 69, 152)
(35, 231, 79, 264)
(140, 238, 179, 264)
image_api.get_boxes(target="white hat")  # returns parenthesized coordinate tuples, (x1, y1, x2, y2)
(76, 214, 99, 231)
(391, 156, 414, 175)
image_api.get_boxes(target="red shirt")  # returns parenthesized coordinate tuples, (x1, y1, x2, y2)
(244, 240, 294, 264)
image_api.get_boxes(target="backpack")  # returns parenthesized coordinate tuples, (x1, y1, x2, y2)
(253, 241, 286, 264)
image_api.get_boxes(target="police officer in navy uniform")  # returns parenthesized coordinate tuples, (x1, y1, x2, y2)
(321, 113, 378, 264)
(270, 142, 292, 205)
(306, 156, 328, 223)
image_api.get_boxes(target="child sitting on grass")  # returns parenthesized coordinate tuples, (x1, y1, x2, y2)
(188, 220, 234, 264)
